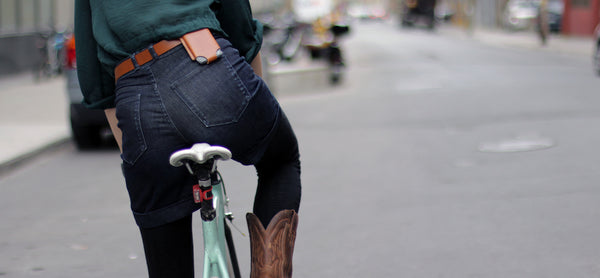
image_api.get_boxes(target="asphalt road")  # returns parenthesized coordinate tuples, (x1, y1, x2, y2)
(2, 21, 600, 277)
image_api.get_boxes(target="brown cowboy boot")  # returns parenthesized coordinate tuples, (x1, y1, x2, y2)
(246, 210, 299, 278)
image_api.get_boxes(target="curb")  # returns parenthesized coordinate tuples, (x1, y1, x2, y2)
(0, 136, 72, 177)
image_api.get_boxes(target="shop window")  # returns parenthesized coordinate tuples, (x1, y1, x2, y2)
(20, 0, 37, 32)
(37, 0, 53, 31)
(0, 0, 17, 34)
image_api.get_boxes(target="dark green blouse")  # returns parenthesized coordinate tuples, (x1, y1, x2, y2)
(75, 0, 263, 109)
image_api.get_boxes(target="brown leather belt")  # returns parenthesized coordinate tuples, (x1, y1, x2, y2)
(114, 39, 182, 82)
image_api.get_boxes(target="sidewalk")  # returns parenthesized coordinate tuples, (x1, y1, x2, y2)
(438, 24, 595, 57)
(0, 26, 595, 173)
(0, 74, 70, 173)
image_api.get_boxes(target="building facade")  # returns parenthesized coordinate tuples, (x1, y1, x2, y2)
(0, 0, 74, 76)
(0, 0, 282, 77)
(562, 0, 600, 35)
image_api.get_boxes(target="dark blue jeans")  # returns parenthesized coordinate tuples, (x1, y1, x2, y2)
(115, 37, 301, 230)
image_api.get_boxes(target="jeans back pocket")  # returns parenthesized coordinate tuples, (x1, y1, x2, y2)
(116, 92, 148, 165)
(170, 57, 251, 127)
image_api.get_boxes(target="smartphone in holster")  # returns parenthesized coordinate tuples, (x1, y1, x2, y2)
(180, 29, 223, 65)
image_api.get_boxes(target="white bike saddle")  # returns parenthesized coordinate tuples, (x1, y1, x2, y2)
(169, 143, 232, 167)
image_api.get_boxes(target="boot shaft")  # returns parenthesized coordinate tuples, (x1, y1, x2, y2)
(247, 210, 298, 278)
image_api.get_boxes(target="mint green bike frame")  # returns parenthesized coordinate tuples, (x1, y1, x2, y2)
(169, 143, 239, 278)
(202, 178, 233, 278)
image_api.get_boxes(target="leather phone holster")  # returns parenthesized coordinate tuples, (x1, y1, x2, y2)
(180, 29, 223, 65)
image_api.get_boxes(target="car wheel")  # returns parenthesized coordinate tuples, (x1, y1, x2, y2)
(71, 123, 102, 150)
(594, 43, 600, 76)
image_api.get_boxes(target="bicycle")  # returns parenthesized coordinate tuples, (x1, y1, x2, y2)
(170, 143, 242, 278)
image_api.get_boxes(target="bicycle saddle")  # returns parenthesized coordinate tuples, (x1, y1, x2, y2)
(170, 143, 232, 167)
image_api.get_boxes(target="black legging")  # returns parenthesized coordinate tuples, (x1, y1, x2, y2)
(140, 215, 195, 277)
(139, 113, 301, 277)
(253, 112, 301, 228)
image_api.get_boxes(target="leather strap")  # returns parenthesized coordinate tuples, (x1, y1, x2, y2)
(114, 40, 181, 82)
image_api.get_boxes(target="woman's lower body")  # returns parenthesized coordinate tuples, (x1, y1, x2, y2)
(114, 36, 301, 277)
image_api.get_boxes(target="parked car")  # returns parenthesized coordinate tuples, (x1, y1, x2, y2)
(546, 0, 564, 33)
(594, 23, 600, 76)
(503, 0, 539, 30)
(347, 3, 388, 20)
(400, 0, 437, 29)
(434, 2, 454, 22)
(64, 35, 112, 149)
(503, 0, 563, 32)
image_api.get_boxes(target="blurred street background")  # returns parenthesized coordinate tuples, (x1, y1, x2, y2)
(2, 0, 600, 277)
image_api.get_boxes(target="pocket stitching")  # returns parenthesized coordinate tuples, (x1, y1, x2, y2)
(169, 59, 251, 127)
(119, 93, 148, 165)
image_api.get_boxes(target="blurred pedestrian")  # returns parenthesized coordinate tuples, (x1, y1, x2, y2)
(74, 1, 301, 277)
(537, 0, 550, 45)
